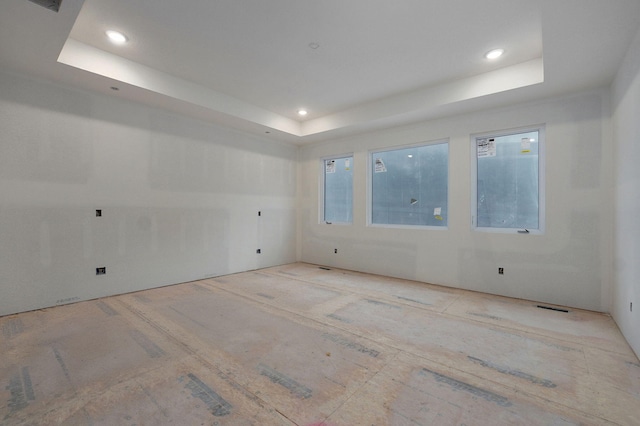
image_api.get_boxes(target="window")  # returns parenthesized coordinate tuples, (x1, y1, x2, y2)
(323, 156, 353, 224)
(370, 141, 448, 227)
(472, 127, 544, 233)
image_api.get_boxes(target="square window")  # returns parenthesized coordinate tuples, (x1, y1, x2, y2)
(370, 141, 448, 227)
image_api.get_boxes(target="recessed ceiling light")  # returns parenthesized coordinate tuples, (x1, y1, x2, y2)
(485, 48, 504, 60)
(297, 109, 308, 116)
(106, 30, 127, 45)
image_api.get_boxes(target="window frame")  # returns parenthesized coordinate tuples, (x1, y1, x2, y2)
(367, 139, 450, 230)
(319, 153, 354, 225)
(470, 125, 546, 235)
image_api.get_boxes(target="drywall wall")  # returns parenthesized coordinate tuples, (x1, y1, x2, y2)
(299, 90, 613, 312)
(612, 26, 640, 358)
(0, 70, 297, 317)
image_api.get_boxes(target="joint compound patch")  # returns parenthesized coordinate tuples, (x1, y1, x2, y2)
(258, 364, 312, 399)
(184, 373, 232, 417)
(468, 356, 556, 388)
(421, 368, 512, 407)
(322, 333, 380, 358)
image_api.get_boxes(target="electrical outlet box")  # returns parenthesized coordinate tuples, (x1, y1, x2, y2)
(334, 248, 338, 254)
(96, 209, 102, 217)
(498, 267, 504, 275)
(256, 249, 261, 254)
(96, 267, 106, 275)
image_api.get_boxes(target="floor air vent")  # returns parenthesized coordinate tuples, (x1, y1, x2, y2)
(28, 0, 61, 12)
(537, 305, 569, 313)
(319, 267, 331, 270)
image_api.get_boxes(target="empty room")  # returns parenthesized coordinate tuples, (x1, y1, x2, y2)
(1, 0, 639, 424)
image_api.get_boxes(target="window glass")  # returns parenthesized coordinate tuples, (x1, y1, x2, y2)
(474, 129, 542, 231)
(371, 142, 448, 227)
(324, 156, 353, 223)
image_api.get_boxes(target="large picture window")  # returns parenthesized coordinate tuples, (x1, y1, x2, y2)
(370, 141, 448, 227)
(323, 156, 353, 224)
(472, 127, 544, 233)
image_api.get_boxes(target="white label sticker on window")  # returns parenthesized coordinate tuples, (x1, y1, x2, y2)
(477, 138, 496, 157)
(326, 160, 336, 173)
(434, 207, 441, 216)
(344, 158, 350, 171)
(374, 158, 387, 173)
(520, 137, 531, 153)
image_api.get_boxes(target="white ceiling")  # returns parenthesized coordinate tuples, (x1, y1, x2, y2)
(1, 0, 640, 144)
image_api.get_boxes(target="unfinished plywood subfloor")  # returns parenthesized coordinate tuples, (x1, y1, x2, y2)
(1, 263, 639, 425)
